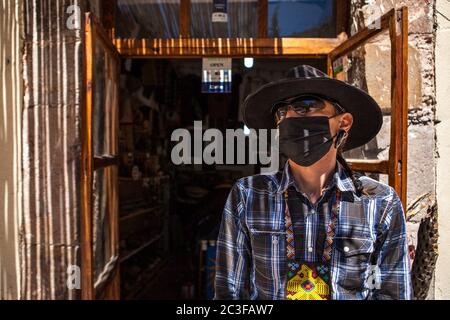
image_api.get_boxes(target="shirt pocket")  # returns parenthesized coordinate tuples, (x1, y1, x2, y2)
(249, 227, 286, 296)
(249, 227, 286, 252)
(335, 237, 374, 261)
(334, 237, 375, 292)
(250, 228, 286, 235)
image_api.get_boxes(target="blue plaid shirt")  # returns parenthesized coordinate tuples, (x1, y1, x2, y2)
(214, 160, 412, 300)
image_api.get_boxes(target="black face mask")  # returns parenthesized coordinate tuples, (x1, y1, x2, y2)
(278, 116, 342, 167)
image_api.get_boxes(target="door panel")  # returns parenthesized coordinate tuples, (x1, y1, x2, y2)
(82, 12, 120, 300)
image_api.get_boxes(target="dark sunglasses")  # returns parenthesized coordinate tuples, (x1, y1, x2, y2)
(273, 94, 345, 123)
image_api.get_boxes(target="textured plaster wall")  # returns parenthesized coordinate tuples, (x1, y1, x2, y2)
(21, 0, 86, 299)
(0, 0, 23, 300)
(435, 0, 450, 300)
(349, 0, 438, 299)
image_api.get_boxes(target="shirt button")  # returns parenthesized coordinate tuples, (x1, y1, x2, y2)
(344, 246, 350, 253)
(308, 246, 313, 253)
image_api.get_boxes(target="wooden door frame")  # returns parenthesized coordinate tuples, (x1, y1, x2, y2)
(109, 0, 349, 58)
(82, 12, 121, 300)
(113, 37, 344, 58)
(327, 7, 409, 208)
(82, 2, 409, 300)
(107, 0, 350, 39)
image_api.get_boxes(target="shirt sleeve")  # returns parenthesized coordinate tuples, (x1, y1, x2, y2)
(213, 181, 252, 300)
(372, 187, 413, 300)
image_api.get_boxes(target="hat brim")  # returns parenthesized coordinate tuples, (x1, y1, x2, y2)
(242, 77, 383, 151)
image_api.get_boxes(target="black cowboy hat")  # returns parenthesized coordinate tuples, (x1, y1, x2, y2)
(242, 65, 383, 151)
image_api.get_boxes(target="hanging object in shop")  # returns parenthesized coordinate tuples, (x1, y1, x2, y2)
(332, 56, 349, 82)
(202, 58, 232, 93)
(212, 0, 228, 23)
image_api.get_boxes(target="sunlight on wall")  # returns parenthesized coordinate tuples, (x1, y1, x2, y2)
(0, 0, 22, 300)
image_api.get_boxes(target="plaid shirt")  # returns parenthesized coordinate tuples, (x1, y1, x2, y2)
(214, 160, 412, 300)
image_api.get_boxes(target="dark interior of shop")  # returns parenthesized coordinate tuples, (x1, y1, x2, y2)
(117, 57, 327, 299)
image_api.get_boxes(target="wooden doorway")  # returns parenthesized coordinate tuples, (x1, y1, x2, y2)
(80, 3, 409, 299)
(81, 13, 121, 300)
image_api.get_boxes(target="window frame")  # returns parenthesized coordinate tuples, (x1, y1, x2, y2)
(82, 12, 121, 300)
(327, 8, 409, 207)
(108, 0, 349, 57)
(81, 1, 409, 302)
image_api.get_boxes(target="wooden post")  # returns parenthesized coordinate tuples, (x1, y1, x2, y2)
(82, 12, 121, 300)
(399, 7, 409, 208)
(82, 12, 95, 300)
(101, 0, 117, 39)
(389, 8, 409, 209)
(258, 0, 268, 38)
(335, 0, 349, 36)
(180, 0, 190, 38)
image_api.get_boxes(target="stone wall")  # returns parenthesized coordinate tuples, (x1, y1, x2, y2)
(347, 0, 438, 299)
(435, 0, 450, 300)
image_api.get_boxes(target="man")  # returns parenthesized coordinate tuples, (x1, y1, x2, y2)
(214, 65, 412, 300)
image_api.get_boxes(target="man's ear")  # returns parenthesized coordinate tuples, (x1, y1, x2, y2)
(340, 112, 353, 132)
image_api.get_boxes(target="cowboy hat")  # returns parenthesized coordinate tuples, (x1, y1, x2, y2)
(242, 65, 383, 151)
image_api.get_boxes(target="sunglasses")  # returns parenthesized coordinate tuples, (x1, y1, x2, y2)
(273, 95, 345, 124)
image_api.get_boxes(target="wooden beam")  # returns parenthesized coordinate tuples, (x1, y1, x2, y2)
(82, 13, 121, 300)
(329, 9, 395, 62)
(94, 156, 119, 169)
(258, 0, 268, 38)
(347, 159, 389, 174)
(388, 7, 409, 209)
(389, 8, 401, 203)
(82, 12, 95, 300)
(101, 0, 116, 39)
(335, 0, 349, 36)
(180, 0, 190, 38)
(114, 37, 344, 57)
(92, 15, 120, 59)
(401, 7, 409, 208)
(396, 7, 408, 208)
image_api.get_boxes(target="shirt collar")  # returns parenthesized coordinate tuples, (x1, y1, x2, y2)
(276, 159, 356, 194)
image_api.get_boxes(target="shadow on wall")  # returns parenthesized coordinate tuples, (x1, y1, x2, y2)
(0, 1, 22, 300)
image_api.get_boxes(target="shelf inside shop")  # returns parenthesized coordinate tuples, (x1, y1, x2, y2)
(118, 174, 170, 182)
(123, 256, 169, 300)
(120, 204, 164, 222)
(120, 232, 164, 264)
